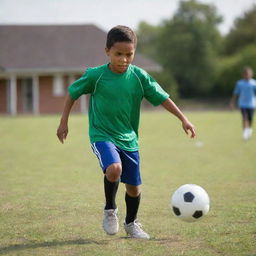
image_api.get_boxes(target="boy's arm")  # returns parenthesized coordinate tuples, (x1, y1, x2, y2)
(161, 98, 196, 138)
(56, 94, 75, 144)
(230, 94, 237, 110)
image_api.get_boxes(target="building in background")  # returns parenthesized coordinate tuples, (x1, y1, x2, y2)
(0, 25, 161, 115)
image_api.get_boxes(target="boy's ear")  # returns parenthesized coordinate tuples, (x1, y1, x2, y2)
(105, 47, 110, 56)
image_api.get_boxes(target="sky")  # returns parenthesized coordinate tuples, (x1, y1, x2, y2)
(0, 0, 256, 34)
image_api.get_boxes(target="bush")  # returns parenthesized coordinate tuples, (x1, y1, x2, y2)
(213, 45, 256, 96)
(149, 70, 179, 102)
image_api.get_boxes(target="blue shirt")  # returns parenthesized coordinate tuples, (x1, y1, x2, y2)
(233, 78, 256, 108)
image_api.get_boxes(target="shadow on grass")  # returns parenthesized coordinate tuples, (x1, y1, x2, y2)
(0, 239, 108, 254)
(0, 236, 182, 254)
(120, 236, 180, 243)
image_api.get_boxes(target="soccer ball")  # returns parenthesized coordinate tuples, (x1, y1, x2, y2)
(170, 184, 210, 222)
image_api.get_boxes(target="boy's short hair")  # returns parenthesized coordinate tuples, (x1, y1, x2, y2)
(242, 66, 254, 76)
(106, 25, 137, 49)
(243, 66, 253, 73)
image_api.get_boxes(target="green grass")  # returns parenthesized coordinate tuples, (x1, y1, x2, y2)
(0, 111, 255, 256)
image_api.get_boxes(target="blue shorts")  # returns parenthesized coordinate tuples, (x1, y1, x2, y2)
(91, 141, 141, 186)
(241, 108, 254, 123)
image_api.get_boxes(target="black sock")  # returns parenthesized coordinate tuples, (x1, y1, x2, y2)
(125, 192, 141, 224)
(104, 176, 119, 210)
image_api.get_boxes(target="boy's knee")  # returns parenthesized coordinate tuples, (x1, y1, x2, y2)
(105, 163, 122, 182)
(126, 184, 141, 197)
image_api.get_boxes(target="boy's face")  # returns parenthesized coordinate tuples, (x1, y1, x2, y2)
(243, 69, 253, 80)
(105, 42, 135, 73)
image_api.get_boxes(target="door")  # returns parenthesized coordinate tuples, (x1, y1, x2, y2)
(22, 78, 33, 113)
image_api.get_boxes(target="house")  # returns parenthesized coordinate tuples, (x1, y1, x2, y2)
(0, 24, 161, 115)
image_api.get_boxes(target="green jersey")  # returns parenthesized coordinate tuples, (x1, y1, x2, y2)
(68, 64, 169, 151)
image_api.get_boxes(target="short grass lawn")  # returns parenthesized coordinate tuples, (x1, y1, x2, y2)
(0, 111, 255, 256)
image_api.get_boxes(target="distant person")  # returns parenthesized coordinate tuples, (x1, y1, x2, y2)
(230, 66, 256, 140)
(57, 25, 196, 239)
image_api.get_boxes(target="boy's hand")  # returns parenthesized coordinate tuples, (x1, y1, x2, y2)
(57, 123, 68, 144)
(229, 102, 235, 110)
(182, 119, 196, 138)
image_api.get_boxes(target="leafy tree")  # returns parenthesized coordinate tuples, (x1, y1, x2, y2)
(225, 5, 256, 55)
(150, 70, 179, 102)
(137, 22, 179, 99)
(136, 21, 162, 62)
(214, 45, 256, 96)
(158, 0, 222, 97)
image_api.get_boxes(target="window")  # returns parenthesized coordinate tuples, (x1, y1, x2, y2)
(53, 74, 64, 96)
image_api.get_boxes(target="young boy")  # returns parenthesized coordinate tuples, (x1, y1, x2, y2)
(57, 25, 196, 239)
(230, 66, 256, 140)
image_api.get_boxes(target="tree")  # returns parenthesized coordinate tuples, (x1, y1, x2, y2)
(137, 22, 179, 99)
(158, 0, 222, 97)
(150, 70, 179, 102)
(225, 5, 256, 55)
(214, 45, 256, 96)
(136, 21, 162, 63)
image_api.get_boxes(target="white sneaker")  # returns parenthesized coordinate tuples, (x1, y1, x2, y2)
(103, 208, 119, 235)
(243, 128, 250, 140)
(248, 128, 253, 138)
(124, 220, 150, 239)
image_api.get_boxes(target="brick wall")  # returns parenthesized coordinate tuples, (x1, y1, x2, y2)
(39, 75, 81, 114)
(0, 74, 91, 115)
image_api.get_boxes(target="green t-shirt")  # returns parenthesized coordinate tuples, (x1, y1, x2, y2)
(68, 64, 169, 151)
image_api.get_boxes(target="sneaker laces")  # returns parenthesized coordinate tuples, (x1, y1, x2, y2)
(129, 220, 144, 234)
(134, 220, 142, 228)
(105, 209, 118, 220)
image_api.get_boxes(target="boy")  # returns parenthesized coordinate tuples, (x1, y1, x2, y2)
(230, 66, 256, 140)
(57, 25, 196, 239)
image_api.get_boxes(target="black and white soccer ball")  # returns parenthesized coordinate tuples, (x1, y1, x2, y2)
(170, 184, 210, 222)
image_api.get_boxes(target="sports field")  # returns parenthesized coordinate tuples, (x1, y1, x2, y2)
(0, 111, 255, 256)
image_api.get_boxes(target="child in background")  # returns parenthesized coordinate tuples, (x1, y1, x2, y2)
(230, 66, 256, 140)
(57, 25, 196, 239)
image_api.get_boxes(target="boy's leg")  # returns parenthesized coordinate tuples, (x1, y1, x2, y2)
(247, 108, 254, 126)
(103, 164, 122, 235)
(124, 184, 150, 239)
(241, 109, 250, 140)
(241, 108, 254, 139)
(125, 184, 141, 224)
(241, 108, 249, 128)
(247, 109, 254, 138)
(104, 163, 122, 210)
(91, 142, 122, 235)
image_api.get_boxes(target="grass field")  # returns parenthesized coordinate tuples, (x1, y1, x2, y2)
(0, 111, 255, 256)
